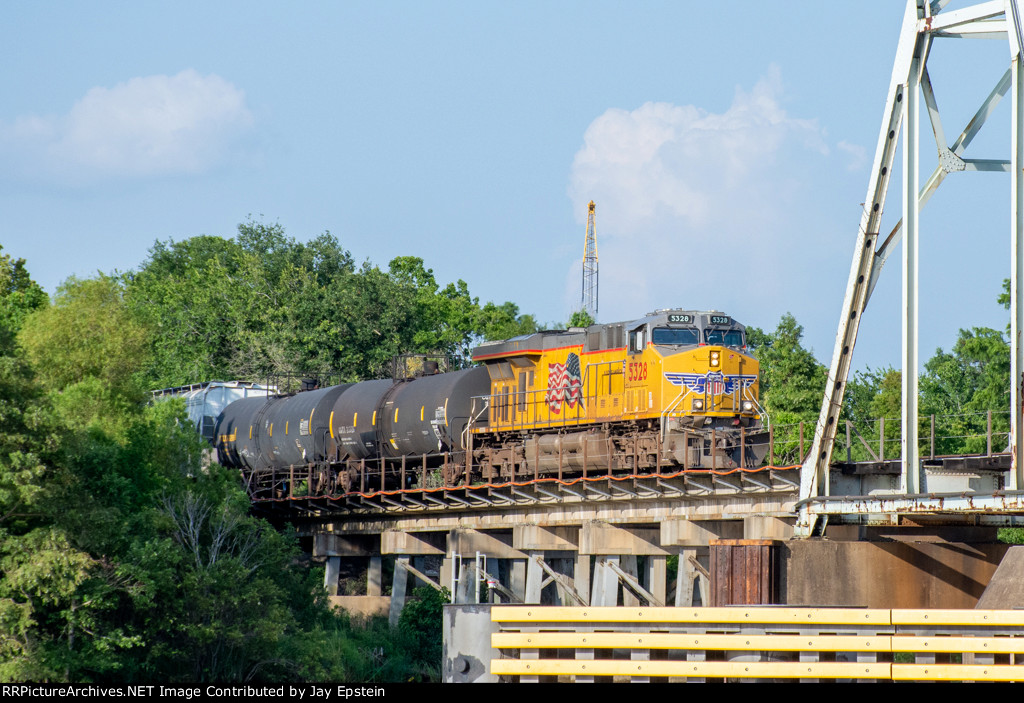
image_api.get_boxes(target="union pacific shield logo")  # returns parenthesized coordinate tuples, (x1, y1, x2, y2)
(664, 372, 756, 395)
(708, 371, 724, 395)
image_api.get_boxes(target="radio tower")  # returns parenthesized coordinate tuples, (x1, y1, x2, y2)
(581, 200, 598, 319)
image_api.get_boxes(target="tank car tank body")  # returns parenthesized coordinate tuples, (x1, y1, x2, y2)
(214, 366, 490, 491)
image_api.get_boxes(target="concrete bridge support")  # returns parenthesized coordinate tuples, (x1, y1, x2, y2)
(313, 513, 1012, 624)
(315, 532, 392, 618)
(661, 518, 744, 606)
(323, 556, 340, 596)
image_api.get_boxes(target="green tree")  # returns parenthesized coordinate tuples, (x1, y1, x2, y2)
(18, 276, 151, 431)
(124, 480, 326, 682)
(0, 264, 136, 682)
(869, 368, 902, 458)
(920, 327, 1009, 455)
(0, 246, 48, 354)
(753, 313, 827, 419)
(128, 222, 541, 386)
(839, 281, 1011, 460)
(749, 314, 827, 463)
(398, 586, 448, 673)
(474, 301, 539, 342)
(1, 255, 370, 683)
(568, 310, 595, 328)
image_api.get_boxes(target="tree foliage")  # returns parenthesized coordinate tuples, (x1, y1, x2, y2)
(0, 246, 47, 355)
(1, 229, 538, 682)
(761, 283, 1013, 462)
(128, 220, 537, 387)
(18, 276, 151, 435)
(751, 294, 1014, 463)
(750, 313, 827, 422)
(568, 310, 595, 328)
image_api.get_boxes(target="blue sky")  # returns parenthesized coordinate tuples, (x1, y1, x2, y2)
(1, 1, 1015, 375)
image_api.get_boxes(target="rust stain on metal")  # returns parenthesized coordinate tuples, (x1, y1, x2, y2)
(710, 540, 780, 606)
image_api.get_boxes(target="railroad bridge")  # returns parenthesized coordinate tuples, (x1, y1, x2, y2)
(250, 0, 1024, 618)
(252, 412, 1017, 619)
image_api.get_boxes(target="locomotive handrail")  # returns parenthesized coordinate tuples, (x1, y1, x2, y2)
(660, 386, 692, 440)
(462, 395, 491, 453)
(741, 385, 769, 430)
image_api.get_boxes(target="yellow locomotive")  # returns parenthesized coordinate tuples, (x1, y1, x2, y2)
(468, 309, 766, 477)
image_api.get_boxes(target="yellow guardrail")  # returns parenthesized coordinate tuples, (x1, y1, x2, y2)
(490, 606, 1024, 682)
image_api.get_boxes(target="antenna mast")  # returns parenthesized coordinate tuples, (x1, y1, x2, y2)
(581, 200, 598, 319)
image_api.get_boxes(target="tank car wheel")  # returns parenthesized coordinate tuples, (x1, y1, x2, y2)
(442, 461, 462, 487)
(339, 464, 359, 494)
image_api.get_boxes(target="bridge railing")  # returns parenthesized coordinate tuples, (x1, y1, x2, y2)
(489, 606, 1024, 682)
(766, 409, 1012, 467)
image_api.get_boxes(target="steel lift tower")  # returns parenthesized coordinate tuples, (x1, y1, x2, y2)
(798, 0, 1024, 536)
(581, 200, 598, 320)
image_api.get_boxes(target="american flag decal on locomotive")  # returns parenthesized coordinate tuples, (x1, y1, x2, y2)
(664, 371, 757, 395)
(546, 352, 584, 413)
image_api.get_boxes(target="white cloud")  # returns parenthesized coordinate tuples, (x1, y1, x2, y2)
(567, 67, 839, 324)
(1, 70, 253, 180)
(837, 140, 868, 171)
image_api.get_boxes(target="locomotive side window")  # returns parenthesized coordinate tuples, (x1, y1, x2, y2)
(652, 327, 700, 346)
(704, 329, 745, 347)
(628, 326, 646, 354)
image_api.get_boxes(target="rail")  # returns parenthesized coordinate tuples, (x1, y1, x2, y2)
(244, 461, 800, 506)
(489, 606, 1024, 682)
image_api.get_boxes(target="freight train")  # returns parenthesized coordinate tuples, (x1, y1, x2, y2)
(213, 309, 767, 494)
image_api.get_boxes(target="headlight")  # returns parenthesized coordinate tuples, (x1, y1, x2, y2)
(692, 399, 704, 411)
(710, 351, 719, 367)
(742, 400, 754, 411)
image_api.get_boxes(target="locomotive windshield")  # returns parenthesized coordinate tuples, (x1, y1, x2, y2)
(652, 327, 700, 346)
(704, 329, 744, 347)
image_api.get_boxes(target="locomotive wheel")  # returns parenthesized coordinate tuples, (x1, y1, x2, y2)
(688, 430, 770, 470)
(736, 431, 770, 468)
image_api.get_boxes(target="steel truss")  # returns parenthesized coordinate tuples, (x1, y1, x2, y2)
(798, 0, 1024, 535)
